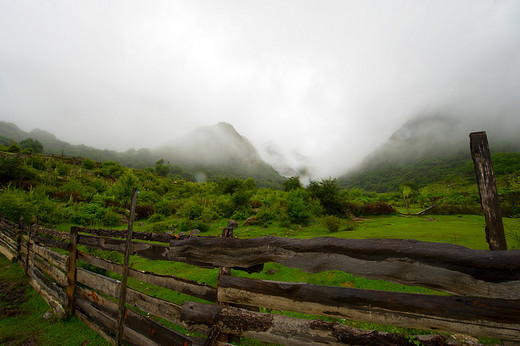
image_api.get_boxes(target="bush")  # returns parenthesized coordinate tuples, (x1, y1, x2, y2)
(148, 213, 165, 223)
(287, 189, 311, 225)
(322, 215, 341, 233)
(178, 219, 209, 233)
(102, 209, 122, 227)
(82, 158, 96, 170)
(0, 188, 36, 223)
(178, 199, 203, 220)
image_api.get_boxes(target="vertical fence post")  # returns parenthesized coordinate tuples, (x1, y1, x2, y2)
(208, 219, 239, 345)
(66, 226, 79, 316)
(116, 187, 138, 345)
(15, 218, 23, 262)
(470, 131, 507, 250)
(21, 217, 32, 275)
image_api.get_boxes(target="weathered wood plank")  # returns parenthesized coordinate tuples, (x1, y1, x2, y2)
(35, 226, 71, 241)
(74, 226, 173, 244)
(32, 235, 70, 250)
(75, 310, 116, 345)
(0, 242, 16, 262)
(125, 286, 183, 326)
(0, 235, 16, 253)
(128, 268, 217, 303)
(218, 276, 520, 341)
(31, 253, 68, 287)
(0, 230, 17, 249)
(28, 270, 66, 318)
(181, 302, 455, 346)
(77, 250, 217, 302)
(165, 236, 520, 299)
(78, 235, 520, 298)
(76, 268, 120, 298)
(76, 267, 183, 325)
(75, 295, 118, 338)
(32, 243, 68, 271)
(30, 266, 68, 305)
(76, 290, 155, 346)
(0, 221, 18, 238)
(470, 131, 507, 250)
(77, 286, 192, 346)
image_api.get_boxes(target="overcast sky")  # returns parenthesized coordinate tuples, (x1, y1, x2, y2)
(1, 0, 519, 177)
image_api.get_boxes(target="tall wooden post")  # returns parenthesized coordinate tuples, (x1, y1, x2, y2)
(116, 188, 138, 345)
(470, 131, 507, 250)
(21, 217, 32, 275)
(207, 219, 239, 345)
(66, 226, 79, 316)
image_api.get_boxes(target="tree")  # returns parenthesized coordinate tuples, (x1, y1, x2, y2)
(19, 138, 43, 153)
(155, 159, 170, 176)
(7, 143, 20, 153)
(307, 178, 344, 216)
(283, 176, 302, 191)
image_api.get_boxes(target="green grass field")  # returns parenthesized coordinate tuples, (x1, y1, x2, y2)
(0, 255, 109, 346)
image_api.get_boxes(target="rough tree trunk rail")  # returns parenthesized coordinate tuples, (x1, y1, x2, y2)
(0, 216, 519, 345)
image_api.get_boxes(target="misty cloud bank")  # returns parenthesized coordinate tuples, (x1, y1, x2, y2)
(1, 1, 519, 178)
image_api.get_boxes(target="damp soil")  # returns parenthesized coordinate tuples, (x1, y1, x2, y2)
(0, 279, 27, 318)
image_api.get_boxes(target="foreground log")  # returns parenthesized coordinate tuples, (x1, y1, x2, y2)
(181, 301, 457, 346)
(218, 276, 520, 341)
(78, 235, 520, 298)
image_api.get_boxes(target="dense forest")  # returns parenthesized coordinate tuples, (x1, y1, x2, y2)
(1, 135, 519, 235)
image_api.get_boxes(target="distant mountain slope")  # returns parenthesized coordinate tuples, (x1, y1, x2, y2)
(155, 122, 284, 187)
(0, 121, 284, 188)
(338, 114, 520, 192)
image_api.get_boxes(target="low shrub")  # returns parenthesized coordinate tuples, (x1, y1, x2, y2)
(322, 215, 341, 233)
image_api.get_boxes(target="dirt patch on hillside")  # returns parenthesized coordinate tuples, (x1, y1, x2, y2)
(0, 280, 27, 317)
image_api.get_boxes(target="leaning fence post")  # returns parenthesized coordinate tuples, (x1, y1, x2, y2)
(15, 218, 23, 262)
(116, 187, 138, 345)
(21, 216, 32, 275)
(470, 131, 507, 250)
(66, 226, 79, 316)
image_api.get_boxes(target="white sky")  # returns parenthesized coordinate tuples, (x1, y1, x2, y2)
(1, 0, 519, 177)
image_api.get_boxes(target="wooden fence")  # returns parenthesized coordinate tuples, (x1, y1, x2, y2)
(0, 216, 519, 345)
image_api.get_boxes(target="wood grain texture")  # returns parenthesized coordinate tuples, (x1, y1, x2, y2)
(78, 234, 520, 298)
(470, 131, 507, 250)
(77, 286, 193, 346)
(218, 276, 520, 340)
(31, 243, 68, 271)
(0, 242, 16, 262)
(33, 235, 70, 250)
(31, 253, 68, 287)
(78, 242, 216, 302)
(35, 226, 71, 241)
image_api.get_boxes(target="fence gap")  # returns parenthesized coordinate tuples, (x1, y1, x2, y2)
(116, 187, 138, 345)
(469, 131, 507, 250)
(66, 226, 79, 316)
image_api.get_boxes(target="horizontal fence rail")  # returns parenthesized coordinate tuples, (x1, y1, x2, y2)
(1, 216, 519, 345)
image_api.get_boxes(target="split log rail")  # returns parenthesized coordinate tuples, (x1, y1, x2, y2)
(0, 216, 519, 345)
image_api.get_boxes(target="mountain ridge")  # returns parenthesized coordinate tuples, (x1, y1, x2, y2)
(338, 113, 520, 192)
(0, 121, 284, 188)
